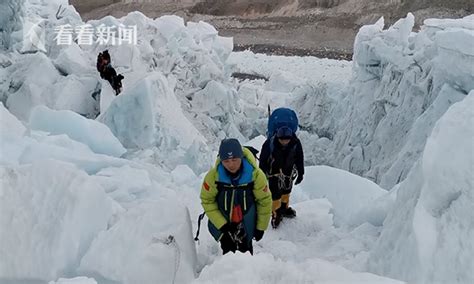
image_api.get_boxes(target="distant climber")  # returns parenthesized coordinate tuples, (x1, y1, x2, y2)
(96, 50, 124, 95)
(200, 138, 272, 255)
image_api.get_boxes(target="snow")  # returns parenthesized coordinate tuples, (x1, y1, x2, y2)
(1, 99, 199, 283)
(46, 75, 100, 118)
(296, 165, 388, 227)
(227, 50, 352, 86)
(53, 44, 94, 76)
(433, 27, 474, 92)
(154, 15, 186, 40)
(97, 72, 209, 173)
(0, 102, 26, 138)
(98, 79, 117, 114)
(5, 53, 60, 121)
(0, 159, 114, 280)
(0, 102, 27, 165)
(49, 277, 97, 284)
(192, 183, 397, 280)
(18, 133, 129, 175)
(1, 96, 405, 283)
(281, 13, 474, 189)
(196, 253, 403, 284)
(367, 92, 474, 283)
(29, 105, 126, 157)
(265, 70, 308, 93)
(0, 1, 472, 283)
(1, 102, 127, 172)
(171, 164, 198, 185)
(93, 165, 152, 196)
(192, 80, 240, 124)
(0, 0, 23, 50)
(79, 201, 197, 284)
(97, 76, 156, 149)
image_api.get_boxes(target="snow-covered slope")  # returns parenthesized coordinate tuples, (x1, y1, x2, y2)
(0, 0, 236, 173)
(298, 14, 472, 189)
(367, 92, 474, 284)
(332, 14, 473, 189)
(0, 102, 198, 283)
(30, 105, 126, 157)
(0, 159, 114, 280)
(0, 100, 403, 284)
(0, 0, 23, 50)
(0, 0, 472, 283)
(7, 2, 471, 190)
(230, 14, 473, 192)
(210, 14, 474, 284)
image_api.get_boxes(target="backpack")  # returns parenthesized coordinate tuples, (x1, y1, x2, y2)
(243, 145, 259, 161)
(267, 107, 298, 138)
(266, 107, 299, 157)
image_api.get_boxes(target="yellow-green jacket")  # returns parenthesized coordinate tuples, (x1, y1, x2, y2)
(200, 147, 272, 242)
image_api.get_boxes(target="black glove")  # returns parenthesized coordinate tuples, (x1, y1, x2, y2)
(295, 174, 303, 185)
(254, 229, 264, 241)
(219, 222, 238, 234)
(219, 223, 230, 233)
(219, 231, 236, 254)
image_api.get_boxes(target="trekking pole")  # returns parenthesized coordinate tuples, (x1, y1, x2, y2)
(267, 104, 271, 117)
(194, 212, 206, 241)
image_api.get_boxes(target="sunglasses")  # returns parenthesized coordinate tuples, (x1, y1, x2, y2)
(276, 127, 293, 138)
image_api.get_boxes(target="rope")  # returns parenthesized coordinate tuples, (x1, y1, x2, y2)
(267, 167, 298, 191)
(152, 235, 181, 284)
(229, 222, 247, 251)
(167, 235, 180, 284)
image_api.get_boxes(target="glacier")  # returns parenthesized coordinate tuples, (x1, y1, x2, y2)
(0, 0, 473, 283)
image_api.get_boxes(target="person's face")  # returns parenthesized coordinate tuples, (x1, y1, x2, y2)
(222, 158, 242, 174)
(278, 138, 291, 146)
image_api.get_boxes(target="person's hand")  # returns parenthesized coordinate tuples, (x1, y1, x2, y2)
(219, 229, 236, 254)
(295, 174, 303, 185)
(219, 223, 237, 234)
(254, 229, 264, 241)
(219, 223, 230, 233)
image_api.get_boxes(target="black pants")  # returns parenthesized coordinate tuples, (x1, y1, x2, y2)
(268, 176, 293, 200)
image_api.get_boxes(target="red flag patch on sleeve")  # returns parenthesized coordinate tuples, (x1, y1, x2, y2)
(203, 182, 210, 191)
(263, 186, 269, 192)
